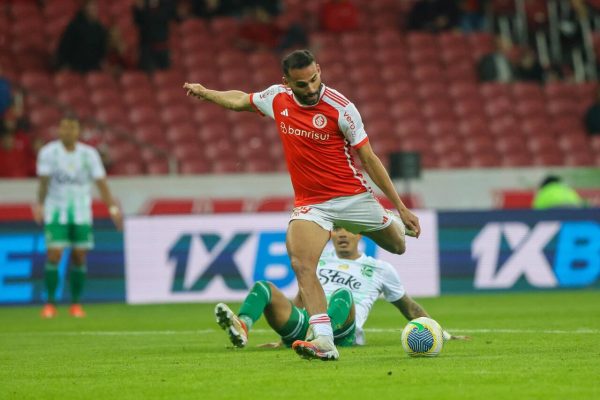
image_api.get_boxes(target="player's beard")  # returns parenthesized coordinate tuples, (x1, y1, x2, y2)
(295, 83, 322, 106)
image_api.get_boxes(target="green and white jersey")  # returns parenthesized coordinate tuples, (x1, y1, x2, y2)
(318, 250, 405, 345)
(37, 140, 106, 225)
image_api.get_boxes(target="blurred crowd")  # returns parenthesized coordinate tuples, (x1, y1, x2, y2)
(1, 0, 600, 178)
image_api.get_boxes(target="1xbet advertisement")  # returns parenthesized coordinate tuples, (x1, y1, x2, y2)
(438, 209, 600, 293)
(124, 211, 440, 304)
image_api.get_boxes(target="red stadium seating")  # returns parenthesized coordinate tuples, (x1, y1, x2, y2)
(2, 3, 597, 177)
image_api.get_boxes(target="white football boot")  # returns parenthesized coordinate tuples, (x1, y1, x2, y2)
(214, 303, 248, 348)
(292, 335, 339, 361)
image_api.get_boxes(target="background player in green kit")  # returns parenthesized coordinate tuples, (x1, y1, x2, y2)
(34, 117, 122, 318)
(215, 227, 468, 350)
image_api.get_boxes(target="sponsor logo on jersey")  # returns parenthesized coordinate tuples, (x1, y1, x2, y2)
(280, 109, 289, 117)
(53, 172, 86, 185)
(343, 111, 356, 130)
(279, 122, 329, 141)
(260, 87, 276, 99)
(312, 113, 327, 129)
(318, 268, 362, 290)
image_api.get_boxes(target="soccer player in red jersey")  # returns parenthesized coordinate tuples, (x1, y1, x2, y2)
(184, 49, 421, 361)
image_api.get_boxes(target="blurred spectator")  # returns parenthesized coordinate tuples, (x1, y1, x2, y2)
(0, 112, 36, 178)
(105, 27, 136, 75)
(407, 0, 460, 32)
(458, 0, 486, 32)
(0, 64, 11, 118)
(246, 0, 281, 16)
(56, 0, 108, 73)
(557, 0, 588, 63)
(319, 0, 359, 33)
(134, 0, 174, 72)
(238, 6, 307, 52)
(193, 0, 244, 18)
(515, 49, 545, 83)
(532, 175, 586, 209)
(477, 35, 515, 82)
(584, 87, 600, 136)
(176, 0, 195, 21)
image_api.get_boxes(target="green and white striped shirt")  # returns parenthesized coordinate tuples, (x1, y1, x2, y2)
(37, 141, 106, 225)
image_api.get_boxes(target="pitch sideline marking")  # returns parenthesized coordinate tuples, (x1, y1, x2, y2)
(1, 328, 598, 336)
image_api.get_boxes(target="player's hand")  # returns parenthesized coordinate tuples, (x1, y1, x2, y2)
(109, 206, 123, 231)
(33, 204, 44, 225)
(398, 208, 421, 238)
(257, 341, 283, 348)
(183, 82, 207, 99)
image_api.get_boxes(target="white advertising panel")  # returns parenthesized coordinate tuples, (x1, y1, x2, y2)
(124, 211, 439, 304)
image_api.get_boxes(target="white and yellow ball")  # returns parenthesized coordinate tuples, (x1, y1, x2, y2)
(401, 317, 444, 357)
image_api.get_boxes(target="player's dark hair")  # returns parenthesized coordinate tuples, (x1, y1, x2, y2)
(539, 175, 562, 188)
(282, 50, 316, 76)
(61, 113, 79, 123)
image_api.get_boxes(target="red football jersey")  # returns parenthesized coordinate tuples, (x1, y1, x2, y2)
(250, 84, 371, 207)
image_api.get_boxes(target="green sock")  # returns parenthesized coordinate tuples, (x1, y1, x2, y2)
(238, 280, 272, 330)
(44, 262, 59, 304)
(70, 266, 87, 304)
(328, 288, 354, 333)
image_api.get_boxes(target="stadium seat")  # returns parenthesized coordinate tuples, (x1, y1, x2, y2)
(470, 152, 501, 167)
(244, 159, 275, 173)
(454, 99, 485, 118)
(465, 135, 496, 155)
(563, 150, 595, 166)
(91, 88, 122, 108)
(20, 71, 54, 96)
(502, 152, 533, 167)
(110, 161, 145, 176)
(129, 106, 161, 126)
(120, 71, 151, 89)
(179, 160, 211, 175)
(256, 196, 295, 212)
(515, 99, 547, 118)
(145, 199, 195, 215)
(86, 72, 117, 90)
(448, 82, 480, 100)
(161, 106, 192, 125)
(146, 159, 171, 175)
(480, 83, 511, 99)
(212, 159, 242, 174)
(427, 119, 459, 138)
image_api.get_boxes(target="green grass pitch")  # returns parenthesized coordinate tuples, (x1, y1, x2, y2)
(1, 290, 599, 400)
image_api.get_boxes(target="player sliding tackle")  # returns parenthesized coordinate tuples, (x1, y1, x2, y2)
(215, 227, 469, 351)
(184, 49, 421, 361)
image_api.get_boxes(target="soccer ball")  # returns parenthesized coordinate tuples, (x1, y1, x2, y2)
(401, 317, 444, 357)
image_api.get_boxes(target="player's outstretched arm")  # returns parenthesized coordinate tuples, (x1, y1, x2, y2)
(356, 143, 421, 237)
(392, 295, 471, 341)
(183, 82, 254, 112)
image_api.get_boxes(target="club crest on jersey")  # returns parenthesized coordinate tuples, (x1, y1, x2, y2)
(312, 114, 327, 129)
(361, 265, 374, 278)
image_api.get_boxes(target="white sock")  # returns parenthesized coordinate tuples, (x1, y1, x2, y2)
(309, 313, 333, 338)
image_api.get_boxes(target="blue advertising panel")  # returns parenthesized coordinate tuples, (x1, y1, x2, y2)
(438, 209, 600, 293)
(0, 220, 124, 304)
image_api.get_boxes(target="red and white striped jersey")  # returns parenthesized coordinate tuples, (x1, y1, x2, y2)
(250, 84, 371, 207)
